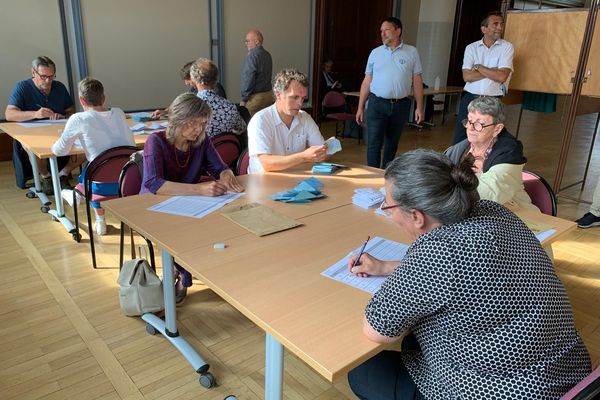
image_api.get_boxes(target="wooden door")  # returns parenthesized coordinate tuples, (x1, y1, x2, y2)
(312, 0, 393, 119)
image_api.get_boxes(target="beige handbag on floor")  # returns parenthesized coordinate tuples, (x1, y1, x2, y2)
(117, 257, 164, 316)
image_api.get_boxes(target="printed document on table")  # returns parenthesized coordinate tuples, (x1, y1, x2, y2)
(17, 119, 68, 128)
(321, 236, 409, 294)
(148, 192, 244, 218)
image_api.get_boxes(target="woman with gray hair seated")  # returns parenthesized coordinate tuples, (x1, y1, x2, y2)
(347, 149, 590, 400)
(445, 96, 537, 211)
(142, 93, 244, 302)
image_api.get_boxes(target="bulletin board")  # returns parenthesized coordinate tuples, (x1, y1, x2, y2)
(504, 10, 588, 94)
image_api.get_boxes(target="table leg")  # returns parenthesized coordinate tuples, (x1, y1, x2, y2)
(47, 156, 77, 234)
(265, 333, 284, 400)
(26, 148, 51, 207)
(142, 250, 210, 373)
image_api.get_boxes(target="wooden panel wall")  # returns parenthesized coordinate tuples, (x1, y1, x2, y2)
(505, 10, 587, 94)
(581, 13, 600, 97)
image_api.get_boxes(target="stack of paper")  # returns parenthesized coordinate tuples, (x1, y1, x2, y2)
(312, 162, 346, 175)
(221, 202, 302, 236)
(271, 177, 325, 204)
(325, 137, 342, 155)
(352, 188, 384, 209)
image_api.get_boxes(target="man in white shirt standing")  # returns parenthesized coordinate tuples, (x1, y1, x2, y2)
(452, 12, 514, 145)
(247, 68, 327, 173)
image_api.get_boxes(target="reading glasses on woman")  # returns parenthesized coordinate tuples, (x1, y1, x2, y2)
(461, 118, 497, 132)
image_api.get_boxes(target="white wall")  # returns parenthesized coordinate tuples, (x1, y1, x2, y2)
(0, 0, 68, 119)
(80, 0, 211, 111)
(415, 0, 457, 89)
(222, 0, 312, 104)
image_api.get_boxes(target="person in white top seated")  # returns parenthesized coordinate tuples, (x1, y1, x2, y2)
(247, 68, 327, 173)
(52, 77, 135, 235)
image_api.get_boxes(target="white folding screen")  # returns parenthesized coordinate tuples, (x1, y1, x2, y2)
(79, 0, 211, 110)
(222, 0, 312, 103)
(0, 0, 68, 119)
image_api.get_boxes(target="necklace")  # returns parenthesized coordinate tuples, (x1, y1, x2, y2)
(174, 144, 191, 168)
(469, 137, 497, 162)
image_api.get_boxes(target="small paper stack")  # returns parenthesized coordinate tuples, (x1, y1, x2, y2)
(271, 177, 325, 204)
(352, 188, 384, 209)
(312, 162, 346, 175)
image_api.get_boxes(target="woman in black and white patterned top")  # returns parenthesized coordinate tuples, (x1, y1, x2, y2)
(347, 149, 591, 400)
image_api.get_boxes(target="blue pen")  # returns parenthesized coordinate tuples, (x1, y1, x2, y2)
(352, 235, 371, 269)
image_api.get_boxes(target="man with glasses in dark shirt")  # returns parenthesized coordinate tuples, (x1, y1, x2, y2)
(5, 56, 79, 193)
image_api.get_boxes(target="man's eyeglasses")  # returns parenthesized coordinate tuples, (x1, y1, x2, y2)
(34, 70, 56, 81)
(379, 200, 402, 216)
(462, 119, 497, 132)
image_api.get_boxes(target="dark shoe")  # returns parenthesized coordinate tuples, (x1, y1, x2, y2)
(576, 212, 600, 228)
(59, 175, 73, 189)
(174, 272, 187, 305)
(41, 175, 53, 195)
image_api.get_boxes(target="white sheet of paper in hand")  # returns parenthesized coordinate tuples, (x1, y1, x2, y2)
(325, 137, 342, 155)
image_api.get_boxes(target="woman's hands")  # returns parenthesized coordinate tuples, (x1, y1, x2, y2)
(219, 169, 245, 193)
(347, 253, 398, 277)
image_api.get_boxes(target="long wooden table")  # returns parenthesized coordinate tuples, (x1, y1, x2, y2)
(0, 120, 148, 238)
(102, 165, 576, 399)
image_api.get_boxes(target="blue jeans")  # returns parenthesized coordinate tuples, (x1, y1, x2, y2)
(366, 95, 411, 169)
(348, 334, 425, 400)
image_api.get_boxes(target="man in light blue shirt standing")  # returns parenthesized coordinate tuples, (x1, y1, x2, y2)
(356, 17, 424, 169)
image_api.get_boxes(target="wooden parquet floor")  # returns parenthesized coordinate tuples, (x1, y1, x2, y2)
(1, 106, 599, 399)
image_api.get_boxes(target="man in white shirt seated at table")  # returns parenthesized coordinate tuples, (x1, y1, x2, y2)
(247, 68, 327, 173)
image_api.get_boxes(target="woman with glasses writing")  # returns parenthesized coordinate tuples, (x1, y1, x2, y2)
(445, 96, 537, 211)
(142, 93, 244, 301)
(347, 149, 590, 399)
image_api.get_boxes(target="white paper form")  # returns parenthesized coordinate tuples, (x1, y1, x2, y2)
(321, 236, 409, 294)
(17, 119, 68, 127)
(148, 192, 244, 218)
(535, 228, 556, 243)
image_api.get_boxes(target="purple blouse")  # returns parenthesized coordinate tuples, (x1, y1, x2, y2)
(141, 130, 229, 194)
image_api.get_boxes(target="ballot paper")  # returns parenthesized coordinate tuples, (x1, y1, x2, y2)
(148, 192, 244, 218)
(312, 162, 347, 175)
(352, 188, 384, 209)
(271, 177, 325, 203)
(321, 236, 408, 293)
(325, 136, 342, 155)
(130, 123, 146, 132)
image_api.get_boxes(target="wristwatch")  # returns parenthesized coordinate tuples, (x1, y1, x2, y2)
(474, 64, 480, 71)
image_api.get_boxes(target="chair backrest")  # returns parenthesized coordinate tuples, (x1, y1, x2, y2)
(118, 158, 143, 198)
(522, 170, 557, 216)
(211, 133, 241, 168)
(84, 146, 138, 198)
(322, 91, 346, 109)
(236, 148, 250, 176)
(560, 364, 600, 400)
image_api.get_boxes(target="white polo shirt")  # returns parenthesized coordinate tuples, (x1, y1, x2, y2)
(462, 38, 514, 96)
(247, 104, 325, 173)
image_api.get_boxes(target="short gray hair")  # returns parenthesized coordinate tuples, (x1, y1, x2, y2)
(166, 93, 212, 146)
(467, 96, 506, 124)
(273, 68, 308, 95)
(32, 56, 55, 72)
(384, 149, 480, 225)
(190, 58, 219, 88)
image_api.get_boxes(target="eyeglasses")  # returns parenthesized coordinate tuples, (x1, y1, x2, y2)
(379, 200, 402, 216)
(187, 120, 208, 131)
(34, 69, 56, 81)
(462, 119, 496, 132)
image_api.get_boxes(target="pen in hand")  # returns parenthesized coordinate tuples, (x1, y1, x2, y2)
(351, 235, 371, 271)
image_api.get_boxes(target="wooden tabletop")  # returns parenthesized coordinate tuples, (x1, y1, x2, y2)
(177, 204, 402, 381)
(0, 120, 148, 159)
(102, 167, 576, 382)
(102, 164, 385, 256)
